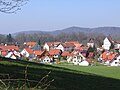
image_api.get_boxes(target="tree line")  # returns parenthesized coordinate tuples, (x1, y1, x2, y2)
(0, 32, 108, 47)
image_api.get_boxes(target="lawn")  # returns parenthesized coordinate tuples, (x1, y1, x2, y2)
(0, 57, 120, 90)
(53, 64, 120, 79)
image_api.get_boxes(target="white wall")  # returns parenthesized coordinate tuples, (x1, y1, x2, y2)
(42, 56, 51, 63)
(79, 60, 89, 66)
(110, 60, 120, 66)
(21, 49, 29, 57)
(103, 37, 111, 50)
(43, 43, 50, 51)
(56, 44, 64, 51)
(87, 43, 94, 47)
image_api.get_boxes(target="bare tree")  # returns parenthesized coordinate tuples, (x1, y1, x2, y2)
(0, 0, 29, 13)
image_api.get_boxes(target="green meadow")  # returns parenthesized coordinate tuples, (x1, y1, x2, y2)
(0, 57, 120, 90)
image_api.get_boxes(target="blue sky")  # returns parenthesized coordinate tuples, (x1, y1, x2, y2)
(0, 0, 120, 34)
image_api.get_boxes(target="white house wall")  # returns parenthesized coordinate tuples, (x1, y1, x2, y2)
(21, 49, 29, 57)
(103, 37, 111, 50)
(79, 60, 89, 66)
(42, 56, 51, 63)
(56, 44, 65, 51)
(110, 60, 120, 66)
(43, 43, 50, 51)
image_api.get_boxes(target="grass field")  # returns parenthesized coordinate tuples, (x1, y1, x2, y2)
(53, 64, 120, 79)
(0, 57, 120, 90)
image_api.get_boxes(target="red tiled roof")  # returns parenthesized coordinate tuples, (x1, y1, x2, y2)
(107, 54, 115, 60)
(49, 49, 61, 55)
(24, 42, 37, 48)
(25, 48, 33, 54)
(65, 41, 81, 49)
(34, 50, 45, 56)
(101, 52, 107, 59)
(0, 45, 19, 51)
(62, 51, 70, 56)
(46, 42, 61, 47)
(101, 52, 115, 61)
(69, 53, 74, 57)
(61, 43, 75, 48)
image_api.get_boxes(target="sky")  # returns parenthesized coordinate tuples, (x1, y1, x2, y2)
(0, 0, 120, 34)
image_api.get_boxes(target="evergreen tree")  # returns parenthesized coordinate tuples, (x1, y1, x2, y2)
(6, 34, 13, 42)
(37, 39, 41, 45)
(110, 43, 114, 50)
(88, 46, 94, 53)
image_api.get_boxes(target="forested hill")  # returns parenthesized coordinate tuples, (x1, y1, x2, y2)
(14, 26, 120, 35)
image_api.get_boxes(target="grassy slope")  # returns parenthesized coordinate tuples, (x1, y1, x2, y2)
(53, 64, 120, 79)
(0, 57, 120, 90)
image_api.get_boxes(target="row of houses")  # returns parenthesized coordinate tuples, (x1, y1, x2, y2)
(1, 36, 120, 66)
(0, 41, 94, 66)
(98, 51, 120, 66)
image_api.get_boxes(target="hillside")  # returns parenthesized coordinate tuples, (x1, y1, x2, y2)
(13, 26, 120, 36)
(0, 57, 120, 90)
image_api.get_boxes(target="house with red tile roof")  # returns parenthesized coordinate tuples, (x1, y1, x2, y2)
(74, 46, 88, 57)
(34, 50, 53, 63)
(56, 42, 75, 52)
(61, 51, 71, 60)
(5, 51, 21, 60)
(100, 51, 120, 66)
(24, 42, 37, 48)
(43, 42, 61, 51)
(0, 45, 19, 51)
(24, 42, 41, 50)
(49, 49, 62, 60)
(0, 45, 19, 56)
(21, 48, 33, 58)
(99, 51, 116, 65)
(67, 51, 86, 65)
(65, 41, 81, 49)
(110, 59, 120, 66)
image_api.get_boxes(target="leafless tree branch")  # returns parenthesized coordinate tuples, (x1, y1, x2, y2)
(0, 0, 29, 13)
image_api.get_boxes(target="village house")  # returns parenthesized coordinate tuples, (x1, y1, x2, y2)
(0, 45, 19, 57)
(5, 51, 21, 60)
(67, 50, 89, 66)
(61, 51, 71, 60)
(110, 59, 120, 66)
(102, 37, 114, 50)
(87, 38, 95, 48)
(34, 50, 53, 63)
(49, 49, 62, 61)
(24, 42, 41, 50)
(56, 42, 75, 52)
(98, 51, 120, 66)
(65, 41, 81, 49)
(75, 45, 88, 57)
(21, 48, 34, 59)
(43, 42, 61, 51)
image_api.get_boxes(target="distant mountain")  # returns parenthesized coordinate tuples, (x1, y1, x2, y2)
(13, 26, 120, 36)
